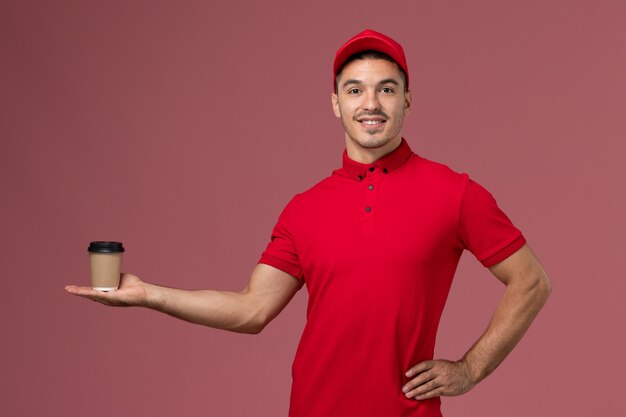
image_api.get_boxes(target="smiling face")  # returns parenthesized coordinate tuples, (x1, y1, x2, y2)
(332, 58, 411, 163)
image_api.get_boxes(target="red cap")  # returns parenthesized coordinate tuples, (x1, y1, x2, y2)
(333, 29, 409, 90)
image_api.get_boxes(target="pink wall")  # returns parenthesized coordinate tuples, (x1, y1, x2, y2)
(2, 1, 625, 416)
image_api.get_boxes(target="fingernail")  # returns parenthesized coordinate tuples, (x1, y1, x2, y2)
(402, 385, 409, 393)
(405, 370, 412, 377)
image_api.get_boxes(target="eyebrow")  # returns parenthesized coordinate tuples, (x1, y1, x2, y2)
(341, 79, 362, 88)
(341, 78, 400, 88)
(378, 78, 400, 86)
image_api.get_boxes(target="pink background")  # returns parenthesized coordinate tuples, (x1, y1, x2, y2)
(2, 1, 625, 416)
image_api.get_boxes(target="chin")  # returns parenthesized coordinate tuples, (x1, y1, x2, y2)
(355, 136, 393, 149)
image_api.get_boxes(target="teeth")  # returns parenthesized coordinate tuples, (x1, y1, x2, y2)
(362, 120, 382, 125)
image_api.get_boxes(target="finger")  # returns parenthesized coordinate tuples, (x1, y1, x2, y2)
(414, 386, 446, 401)
(404, 377, 442, 399)
(65, 285, 102, 297)
(402, 370, 437, 395)
(405, 360, 434, 377)
(65, 285, 91, 295)
(65, 285, 116, 303)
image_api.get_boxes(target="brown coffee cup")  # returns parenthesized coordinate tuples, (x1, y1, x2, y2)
(88, 241, 125, 291)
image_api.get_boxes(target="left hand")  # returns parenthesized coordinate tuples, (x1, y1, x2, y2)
(402, 359, 476, 400)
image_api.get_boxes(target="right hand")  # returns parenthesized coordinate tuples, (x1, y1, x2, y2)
(65, 273, 149, 307)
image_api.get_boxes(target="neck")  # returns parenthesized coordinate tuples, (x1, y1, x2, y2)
(345, 136, 402, 164)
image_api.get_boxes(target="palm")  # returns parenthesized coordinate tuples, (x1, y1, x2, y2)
(65, 273, 148, 307)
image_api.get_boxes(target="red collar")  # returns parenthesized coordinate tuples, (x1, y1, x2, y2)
(341, 138, 413, 181)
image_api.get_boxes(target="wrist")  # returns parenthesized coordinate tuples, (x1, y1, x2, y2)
(458, 356, 484, 386)
(142, 283, 165, 310)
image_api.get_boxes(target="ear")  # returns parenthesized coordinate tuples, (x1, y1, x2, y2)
(331, 92, 341, 118)
(403, 90, 412, 116)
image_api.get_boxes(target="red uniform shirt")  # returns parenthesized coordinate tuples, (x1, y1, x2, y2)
(259, 138, 525, 417)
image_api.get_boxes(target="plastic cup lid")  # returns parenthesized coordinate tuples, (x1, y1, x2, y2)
(88, 241, 125, 253)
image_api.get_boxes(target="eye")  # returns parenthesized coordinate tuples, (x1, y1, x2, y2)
(347, 88, 361, 95)
(381, 87, 394, 94)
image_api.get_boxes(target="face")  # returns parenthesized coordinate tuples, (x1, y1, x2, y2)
(332, 58, 411, 157)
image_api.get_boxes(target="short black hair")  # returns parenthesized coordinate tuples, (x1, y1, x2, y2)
(334, 50, 408, 93)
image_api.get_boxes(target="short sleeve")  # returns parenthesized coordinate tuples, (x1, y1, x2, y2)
(458, 176, 526, 267)
(258, 199, 304, 279)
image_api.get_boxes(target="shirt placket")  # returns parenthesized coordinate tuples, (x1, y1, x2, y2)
(359, 165, 386, 237)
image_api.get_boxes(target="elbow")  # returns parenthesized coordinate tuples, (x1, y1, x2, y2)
(236, 311, 271, 335)
(242, 319, 267, 335)
(542, 274, 552, 303)
(510, 268, 552, 310)
(539, 269, 552, 296)
(531, 271, 552, 307)
(543, 275, 552, 301)
(229, 322, 264, 335)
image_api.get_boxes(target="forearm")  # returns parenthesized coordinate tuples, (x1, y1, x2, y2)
(461, 272, 551, 382)
(144, 283, 265, 334)
(402, 245, 551, 400)
(66, 265, 300, 334)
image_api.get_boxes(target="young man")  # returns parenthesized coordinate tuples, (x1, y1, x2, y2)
(67, 30, 551, 417)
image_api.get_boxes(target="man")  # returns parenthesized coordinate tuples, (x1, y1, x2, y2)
(66, 29, 551, 417)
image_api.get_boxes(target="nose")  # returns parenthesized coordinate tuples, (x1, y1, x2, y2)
(362, 90, 380, 111)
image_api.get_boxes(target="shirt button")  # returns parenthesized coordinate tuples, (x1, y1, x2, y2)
(357, 175, 363, 181)
(383, 168, 388, 174)
(365, 206, 372, 212)
(369, 167, 375, 172)
(368, 185, 374, 190)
